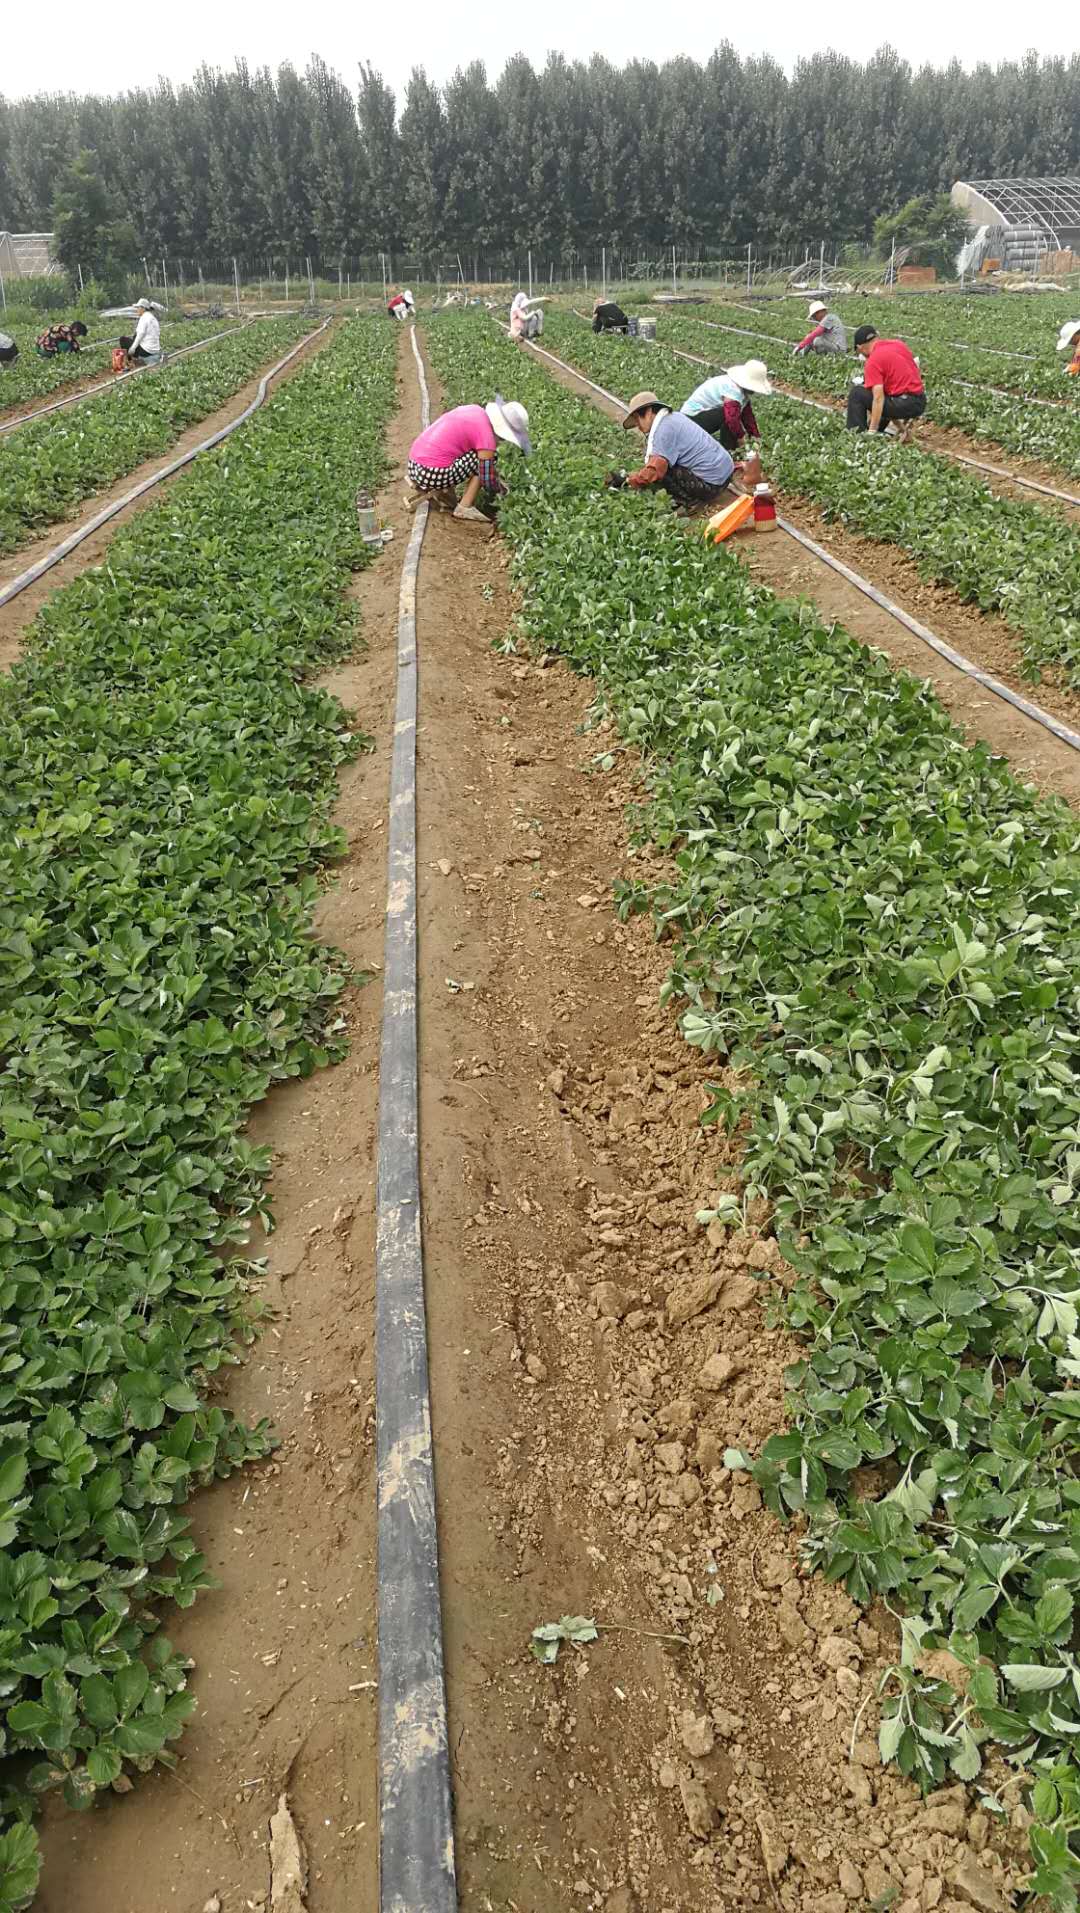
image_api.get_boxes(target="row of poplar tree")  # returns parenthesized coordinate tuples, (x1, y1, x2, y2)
(3, 47, 1080, 268)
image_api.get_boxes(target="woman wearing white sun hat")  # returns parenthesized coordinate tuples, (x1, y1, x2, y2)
(795, 299, 847, 356)
(680, 358, 772, 455)
(405, 394, 531, 522)
(1056, 319, 1080, 376)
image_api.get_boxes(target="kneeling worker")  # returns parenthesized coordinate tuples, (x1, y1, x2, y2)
(847, 325, 925, 433)
(592, 297, 630, 333)
(405, 395, 531, 523)
(608, 390, 735, 509)
(120, 299, 162, 365)
(681, 358, 770, 454)
(1056, 320, 1080, 375)
(35, 319, 89, 356)
(795, 299, 846, 355)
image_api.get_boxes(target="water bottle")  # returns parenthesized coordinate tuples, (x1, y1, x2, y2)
(357, 489, 378, 541)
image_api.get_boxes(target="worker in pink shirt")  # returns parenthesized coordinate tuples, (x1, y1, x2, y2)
(405, 395, 531, 522)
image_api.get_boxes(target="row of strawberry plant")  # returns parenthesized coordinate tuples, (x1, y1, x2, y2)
(426, 308, 1080, 1908)
(0, 315, 396, 1909)
(0, 316, 311, 555)
(650, 307, 1080, 478)
(0, 319, 235, 413)
(696, 292, 1073, 391)
(541, 310, 1080, 686)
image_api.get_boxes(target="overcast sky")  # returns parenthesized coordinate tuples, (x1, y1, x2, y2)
(2, 2, 1072, 102)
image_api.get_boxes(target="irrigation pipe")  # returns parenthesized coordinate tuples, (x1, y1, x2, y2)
(573, 311, 1080, 513)
(515, 330, 1080, 759)
(0, 319, 331, 613)
(776, 514, 1080, 753)
(375, 322, 456, 1913)
(0, 322, 250, 436)
(705, 296, 1040, 363)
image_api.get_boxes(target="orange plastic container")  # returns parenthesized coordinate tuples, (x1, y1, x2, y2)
(703, 494, 754, 543)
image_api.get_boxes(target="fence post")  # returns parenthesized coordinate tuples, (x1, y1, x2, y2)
(233, 256, 241, 315)
(77, 262, 84, 293)
(0, 265, 6, 313)
(672, 244, 677, 296)
(161, 258, 169, 308)
(307, 256, 315, 303)
(602, 246, 606, 301)
(746, 242, 752, 296)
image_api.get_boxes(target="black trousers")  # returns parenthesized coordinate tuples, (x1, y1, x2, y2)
(846, 385, 927, 432)
(688, 404, 742, 452)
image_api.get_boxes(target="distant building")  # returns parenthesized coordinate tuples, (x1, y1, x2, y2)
(952, 180, 1080, 275)
(0, 232, 60, 279)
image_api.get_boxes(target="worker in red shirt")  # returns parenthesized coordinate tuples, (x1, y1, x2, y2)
(846, 325, 926, 434)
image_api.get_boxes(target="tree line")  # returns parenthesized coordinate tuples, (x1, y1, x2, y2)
(2, 47, 1079, 269)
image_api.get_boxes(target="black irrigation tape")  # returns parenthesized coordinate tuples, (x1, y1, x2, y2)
(0, 319, 331, 612)
(519, 327, 1080, 759)
(0, 322, 250, 436)
(375, 321, 457, 1913)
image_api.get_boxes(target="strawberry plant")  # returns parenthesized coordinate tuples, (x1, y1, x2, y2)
(655, 306, 1080, 479)
(0, 316, 395, 1905)
(541, 310, 1080, 685)
(0, 316, 311, 554)
(425, 309, 1080, 1907)
(0, 318, 234, 414)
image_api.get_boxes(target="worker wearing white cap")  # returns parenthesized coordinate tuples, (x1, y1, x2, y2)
(795, 300, 847, 356)
(1056, 319, 1080, 376)
(405, 395, 531, 522)
(680, 359, 771, 454)
(122, 298, 162, 365)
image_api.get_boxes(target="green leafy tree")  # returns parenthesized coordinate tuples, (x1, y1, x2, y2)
(51, 149, 137, 297)
(873, 191, 969, 275)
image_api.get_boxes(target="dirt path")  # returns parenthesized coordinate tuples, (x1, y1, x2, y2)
(33, 326, 1034, 1913)
(0, 322, 335, 674)
(530, 341, 1080, 805)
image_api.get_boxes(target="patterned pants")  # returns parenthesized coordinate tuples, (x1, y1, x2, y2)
(406, 451, 480, 493)
(662, 464, 730, 507)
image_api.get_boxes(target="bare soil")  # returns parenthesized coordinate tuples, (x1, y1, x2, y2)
(33, 326, 1036, 1913)
(0, 320, 335, 674)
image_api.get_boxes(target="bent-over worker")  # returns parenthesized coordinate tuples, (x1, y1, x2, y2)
(121, 300, 162, 364)
(510, 291, 548, 341)
(1057, 320, 1080, 376)
(405, 395, 531, 523)
(0, 331, 17, 368)
(592, 298, 629, 334)
(795, 300, 846, 355)
(846, 326, 926, 433)
(680, 358, 771, 454)
(386, 287, 413, 321)
(35, 319, 89, 356)
(608, 390, 735, 510)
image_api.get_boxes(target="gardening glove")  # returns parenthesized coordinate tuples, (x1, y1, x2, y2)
(604, 470, 627, 490)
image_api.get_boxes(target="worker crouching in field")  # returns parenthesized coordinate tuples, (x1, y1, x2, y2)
(795, 300, 846, 355)
(510, 291, 548, 341)
(35, 320, 89, 356)
(607, 390, 737, 511)
(680, 359, 770, 462)
(593, 298, 630, 333)
(846, 326, 926, 434)
(405, 395, 532, 523)
(0, 331, 17, 368)
(119, 299, 162, 366)
(1057, 320, 1080, 375)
